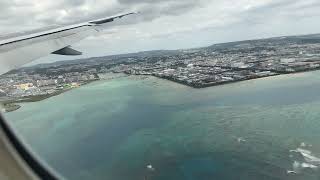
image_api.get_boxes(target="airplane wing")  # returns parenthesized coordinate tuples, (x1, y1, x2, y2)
(0, 12, 137, 180)
(0, 12, 137, 75)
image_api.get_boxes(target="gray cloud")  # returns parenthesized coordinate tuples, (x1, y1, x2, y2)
(1, 0, 319, 32)
(0, 0, 210, 31)
(2, 0, 320, 64)
(241, 0, 320, 24)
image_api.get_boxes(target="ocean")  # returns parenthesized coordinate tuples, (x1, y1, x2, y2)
(5, 72, 320, 180)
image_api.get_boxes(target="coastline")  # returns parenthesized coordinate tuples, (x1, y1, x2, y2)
(1, 74, 132, 113)
(152, 68, 320, 88)
(153, 74, 280, 88)
(1, 79, 99, 113)
(2, 69, 320, 113)
(2, 104, 21, 113)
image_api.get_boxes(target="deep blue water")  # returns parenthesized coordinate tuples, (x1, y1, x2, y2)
(5, 72, 320, 180)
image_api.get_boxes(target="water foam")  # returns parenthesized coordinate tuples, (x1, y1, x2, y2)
(288, 143, 320, 174)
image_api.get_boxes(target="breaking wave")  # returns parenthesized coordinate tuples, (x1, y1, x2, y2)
(288, 143, 320, 174)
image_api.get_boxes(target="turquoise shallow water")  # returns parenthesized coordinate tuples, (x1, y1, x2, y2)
(5, 72, 320, 180)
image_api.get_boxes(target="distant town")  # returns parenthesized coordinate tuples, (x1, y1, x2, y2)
(1, 33, 320, 112)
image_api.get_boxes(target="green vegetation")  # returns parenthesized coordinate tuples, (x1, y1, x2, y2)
(2, 103, 21, 112)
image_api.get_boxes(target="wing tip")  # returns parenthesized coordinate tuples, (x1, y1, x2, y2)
(89, 12, 138, 25)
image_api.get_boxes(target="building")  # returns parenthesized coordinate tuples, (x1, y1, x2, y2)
(0, 89, 6, 97)
(14, 83, 34, 90)
(36, 80, 56, 87)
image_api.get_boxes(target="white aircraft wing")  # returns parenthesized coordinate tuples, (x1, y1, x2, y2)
(0, 12, 136, 75)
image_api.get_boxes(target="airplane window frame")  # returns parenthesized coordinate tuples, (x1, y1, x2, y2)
(0, 113, 61, 180)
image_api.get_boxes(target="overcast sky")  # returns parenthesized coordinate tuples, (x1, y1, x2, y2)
(1, 0, 320, 64)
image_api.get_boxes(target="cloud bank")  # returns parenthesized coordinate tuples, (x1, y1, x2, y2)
(1, 0, 320, 64)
